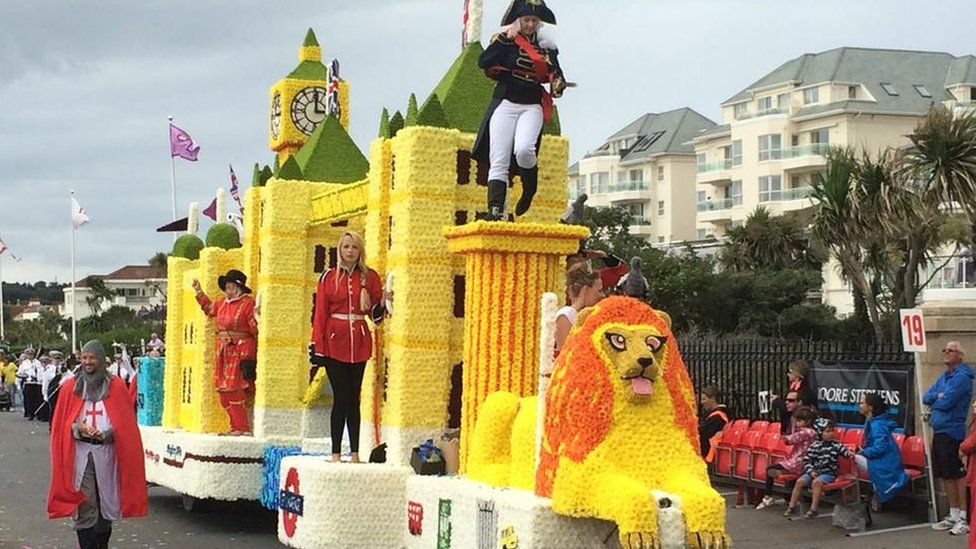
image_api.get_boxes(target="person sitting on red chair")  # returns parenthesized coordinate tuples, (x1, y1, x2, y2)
(698, 385, 730, 462)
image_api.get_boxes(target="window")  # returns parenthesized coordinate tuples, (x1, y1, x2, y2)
(595, 172, 609, 193)
(848, 85, 858, 99)
(971, 87, 976, 101)
(757, 96, 773, 111)
(658, 200, 665, 216)
(733, 103, 748, 119)
(758, 134, 782, 161)
(880, 83, 898, 96)
(730, 180, 743, 199)
(697, 153, 706, 169)
(777, 93, 791, 109)
(722, 146, 732, 160)
(803, 87, 819, 104)
(759, 175, 782, 202)
(617, 171, 627, 183)
(658, 236, 665, 243)
(697, 190, 707, 203)
(791, 175, 801, 188)
(791, 134, 799, 147)
(630, 169, 643, 183)
(731, 140, 742, 166)
(697, 228, 708, 240)
(913, 84, 932, 98)
(657, 165, 665, 181)
(624, 203, 645, 221)
(811, 128, 829, 145)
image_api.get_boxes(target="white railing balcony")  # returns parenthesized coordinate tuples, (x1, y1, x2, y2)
(735, 107, 789, 120)
(697, 196, 743, 212)
(782, 143, 830, 158)
(697, 159, 733, 173)
(759, 186, 813, 203)
(923, 255, 975, 290)
(631, 215, 652, 226)
(608, 180, 649, 193)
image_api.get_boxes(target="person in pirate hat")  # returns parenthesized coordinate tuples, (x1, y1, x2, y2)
(472, 0, 568, 221)
(191, 269, 258, 435)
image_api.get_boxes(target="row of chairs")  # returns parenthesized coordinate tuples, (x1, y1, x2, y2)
(713, 420, 927, 498)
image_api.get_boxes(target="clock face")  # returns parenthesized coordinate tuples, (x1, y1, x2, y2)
(270, 92, 282, 139)
(290, 86, 328, 136)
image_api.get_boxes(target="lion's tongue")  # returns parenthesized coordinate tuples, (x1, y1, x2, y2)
(631, 377, 652, 396)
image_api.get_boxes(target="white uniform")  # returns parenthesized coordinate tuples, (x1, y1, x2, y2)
(107, 362, 133, 384)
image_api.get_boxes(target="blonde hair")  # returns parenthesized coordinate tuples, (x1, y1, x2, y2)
(337, 231, 369, 273)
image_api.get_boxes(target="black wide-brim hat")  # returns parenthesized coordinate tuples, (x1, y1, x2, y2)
(218, 269, 252, 294)
(501, 0, 556, 25)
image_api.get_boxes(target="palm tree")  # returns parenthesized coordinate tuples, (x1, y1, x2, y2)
(721, 207, 818, 271)
(901, 105, 976, 221)
(83, 276, 115, 316)
(811, 148, 887, 341)
(148, 252, 168, 269)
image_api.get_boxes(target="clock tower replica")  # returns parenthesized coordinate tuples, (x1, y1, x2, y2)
(269, 28, 350, 163)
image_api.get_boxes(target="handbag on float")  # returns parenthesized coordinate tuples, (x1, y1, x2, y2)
(240, 359, 257, 381)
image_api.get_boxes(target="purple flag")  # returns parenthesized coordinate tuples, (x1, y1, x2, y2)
(170, 123, 200, 161)
(202, 197, 217, 221)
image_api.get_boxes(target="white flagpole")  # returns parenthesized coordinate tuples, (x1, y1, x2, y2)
(70, 190, 78, 353)
(168, 115, 178, 242)
(0, 252, 5, 342)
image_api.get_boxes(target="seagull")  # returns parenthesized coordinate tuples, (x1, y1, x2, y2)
(560, 193, 588, 225)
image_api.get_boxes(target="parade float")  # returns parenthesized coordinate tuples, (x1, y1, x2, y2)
(140, 15, 729, 549)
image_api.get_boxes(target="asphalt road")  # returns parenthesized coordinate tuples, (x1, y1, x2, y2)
(0, 408, 280, 549)
(0, 404, 969, 548)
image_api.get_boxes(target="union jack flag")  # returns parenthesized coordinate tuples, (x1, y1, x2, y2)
(327, 58, 341, 120)
(228, 164, 243, 211)
(0, 235, 22, 261)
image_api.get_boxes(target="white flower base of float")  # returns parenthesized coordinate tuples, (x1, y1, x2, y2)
(403, 475, 619, 549)
(141, 426, 268, 501)
(276, 456, 412, 548)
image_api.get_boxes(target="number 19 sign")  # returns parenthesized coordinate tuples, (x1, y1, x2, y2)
(899, 308, 926, 353)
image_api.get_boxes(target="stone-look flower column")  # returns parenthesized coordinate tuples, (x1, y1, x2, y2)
(444, 221, 588, 472)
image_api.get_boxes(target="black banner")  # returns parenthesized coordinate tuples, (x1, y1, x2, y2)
(810, 361, 914, 432)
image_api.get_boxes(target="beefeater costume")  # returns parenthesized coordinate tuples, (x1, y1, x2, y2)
(472, 0, 566, 221)
(196, 269, 258, 434)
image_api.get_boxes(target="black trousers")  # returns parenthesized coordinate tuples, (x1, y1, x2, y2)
(22, 383, 42, 419)
(317, 359, 367, 455)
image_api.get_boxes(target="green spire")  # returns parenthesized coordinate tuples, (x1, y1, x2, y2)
(294, 116, 369, 183)
(277, 155, 304, 180)
(432, 42, 496, 133)
(404, 93, 419, 127)
(378, 108, 391, 139)
(542, 106, 562, 136)
(259, 164, 274, 186)
(273, 155, 280, 174)
(389, 111, 405, 137)
(251, 163, 262, 186)
(416, 93, 449, 128)
(303, 28, 319, 47)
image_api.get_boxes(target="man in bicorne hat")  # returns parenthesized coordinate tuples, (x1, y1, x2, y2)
(191, 269, 258, 435)
(48, 339, 147, 549)
(17, 348, 43, 419)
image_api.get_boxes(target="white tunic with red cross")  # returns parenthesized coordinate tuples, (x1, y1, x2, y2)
(72, 399, 121, 521)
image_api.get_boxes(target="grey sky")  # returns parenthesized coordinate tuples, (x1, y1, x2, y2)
(0, 0, 973, 283)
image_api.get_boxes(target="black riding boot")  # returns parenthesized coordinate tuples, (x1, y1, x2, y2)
(76, 527, 99, 549)
(487, 179, 508, 221)
(514, 165, 538, 216)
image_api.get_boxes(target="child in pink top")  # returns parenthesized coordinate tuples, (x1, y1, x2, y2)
(756, 406, 818, 510)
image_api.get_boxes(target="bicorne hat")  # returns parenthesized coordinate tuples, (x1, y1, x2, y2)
(218, 269, 252, 294)
(501, 0, 557, 26)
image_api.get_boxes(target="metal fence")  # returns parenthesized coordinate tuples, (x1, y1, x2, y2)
(679, 337, 913, 421)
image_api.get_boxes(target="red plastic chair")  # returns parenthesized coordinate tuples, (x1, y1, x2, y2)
(750, 420, 770, 433)
(770, 435, 790, 461)
(714, 429, 745, 477)
(734, 431, 763, 481)
(892, 433, 906, 450)
(822, 455, 857, 492)
(752, 432, 781, 484)
(729, 419, 750, 432)
(842, 428, 863, 450)
(766, 422, 782, 434)
(834, 427, 847, 440)
(901, 436, 926, 479)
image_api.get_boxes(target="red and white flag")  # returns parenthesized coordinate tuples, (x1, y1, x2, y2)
(71, 197, 90, 229)
(229, 164, 243, 211)
(0, 235, 21, 261)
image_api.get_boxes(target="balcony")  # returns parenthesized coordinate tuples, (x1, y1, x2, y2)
(696, 196, 742, 223)
(781, 143, 830, 172)
(606, 180, 650, 203)
(697, 159, 732, 173)
(628, 215, 654, 236)
(696, 159, 738, 184)
(759, 186, 814, 214)
(735, 107, 789, 121)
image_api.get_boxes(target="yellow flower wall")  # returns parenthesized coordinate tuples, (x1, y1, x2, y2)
(162, 257, 191, 428)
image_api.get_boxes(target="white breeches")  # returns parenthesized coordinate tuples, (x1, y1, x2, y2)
(488, 100, 543, 181)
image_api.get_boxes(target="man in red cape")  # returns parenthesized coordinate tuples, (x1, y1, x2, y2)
(48, 339, 147, 549)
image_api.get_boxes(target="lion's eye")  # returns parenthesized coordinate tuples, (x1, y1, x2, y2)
(605, 333, 627, 351)
(646, 335, 666, 352)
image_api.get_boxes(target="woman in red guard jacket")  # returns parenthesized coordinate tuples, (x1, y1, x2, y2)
(310, 231, 387, 463)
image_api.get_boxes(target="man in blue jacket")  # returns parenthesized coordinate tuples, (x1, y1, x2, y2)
(923, 341, 974, 535)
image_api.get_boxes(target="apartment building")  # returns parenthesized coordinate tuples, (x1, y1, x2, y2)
(689, 47, 976, 313)
(569, 108, 716, 244)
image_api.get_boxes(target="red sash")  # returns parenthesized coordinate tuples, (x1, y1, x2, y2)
(513, 34, 554, 123)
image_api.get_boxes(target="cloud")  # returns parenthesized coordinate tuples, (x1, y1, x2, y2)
(0, 0, 973, 283)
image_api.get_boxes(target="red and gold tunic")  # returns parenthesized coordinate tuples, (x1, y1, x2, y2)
(196, 293, 257, 392)
(311, 265, 383, 364)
